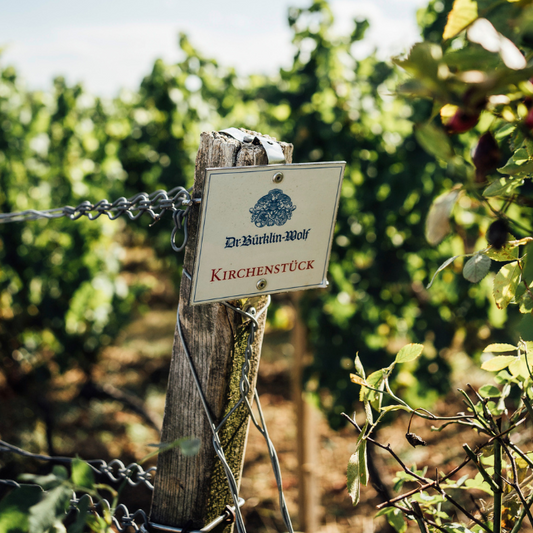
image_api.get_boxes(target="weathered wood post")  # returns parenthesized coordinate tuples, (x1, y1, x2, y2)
(150, 131, 293, 529)
(291, 292, 319, 533)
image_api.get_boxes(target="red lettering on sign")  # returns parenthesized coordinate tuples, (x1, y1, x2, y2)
(209, 260, 315, 282)
(211, 268, 223, 282)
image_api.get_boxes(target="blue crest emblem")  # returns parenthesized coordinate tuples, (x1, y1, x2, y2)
(250, 188, 296, 228)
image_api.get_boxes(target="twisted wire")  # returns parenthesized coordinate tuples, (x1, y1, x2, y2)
(69, 494, 149, 532)
(0, 186, 194, 252)
(0, 440, 155, 490)
(176, 297, 294, 533)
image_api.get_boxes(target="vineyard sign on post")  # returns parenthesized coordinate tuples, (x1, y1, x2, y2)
(190, 162, 345, 305)
(151, 130, 344, 532)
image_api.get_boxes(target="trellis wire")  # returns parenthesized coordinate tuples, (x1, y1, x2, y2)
(0, 440, 156, 490)
(0, 187, 195, 252)
(174, 294, 294, 533)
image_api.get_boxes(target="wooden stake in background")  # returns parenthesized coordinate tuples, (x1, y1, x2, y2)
(150, 131, 293, 529)
(291, 292, 320, 533)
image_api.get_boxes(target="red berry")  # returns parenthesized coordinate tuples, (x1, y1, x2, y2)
(446, 109, 479, 134)
(525, 107, 533, 130)
(472, 132, 500, 182)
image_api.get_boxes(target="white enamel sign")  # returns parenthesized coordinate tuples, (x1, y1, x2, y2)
(190, 162, 345, 305)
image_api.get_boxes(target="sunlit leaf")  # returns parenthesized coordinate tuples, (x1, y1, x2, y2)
(509, 354, 533, 379)
(443, 0, 478, 40)
(485, 245, 519, 261)
(467, 18, 526, 69)
(484, 343, 517, 352)
(467, 18, 501, 52)
(493, 261, 521, 309)
(465, 472, 495, 495)
(425, 190, 460, 245)
(463, 254, 491, 283)
(483, 176, 524, 197)
(395, 343, 424, 363)
(481, 355, 517, 371)
(361, 370, 385, 411)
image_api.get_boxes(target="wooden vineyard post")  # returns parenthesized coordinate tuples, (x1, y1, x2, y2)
(150, 131, 293, 529)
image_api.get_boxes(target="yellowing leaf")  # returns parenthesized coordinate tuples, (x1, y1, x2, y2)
(484, 343, 517, 353)
(485, 244, 519, 262)
(350, 373, 367, 386)
(509, 238, 533, 247)
(481, 355, 516, 371)
(395, 343, 424, 364)
(443, 0, 478, 40)
(493, 261, 521, 309)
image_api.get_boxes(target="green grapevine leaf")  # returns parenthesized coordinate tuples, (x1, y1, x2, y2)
(518, 291, 533, 314)
(479, 384, 501, 397)
(395, 343, 424, 364)
(71, 458, 95, 491)
(483, 176, 524, 197)
(0, 486, 43, 533)
(463, 254, 491, 283)
(28, 485, 72, 533)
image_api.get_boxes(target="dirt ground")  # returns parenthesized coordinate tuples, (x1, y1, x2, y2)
(1, 302, 532, 533)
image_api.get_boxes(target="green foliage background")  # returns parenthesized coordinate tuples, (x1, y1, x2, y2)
(0, 0, 514, 435)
